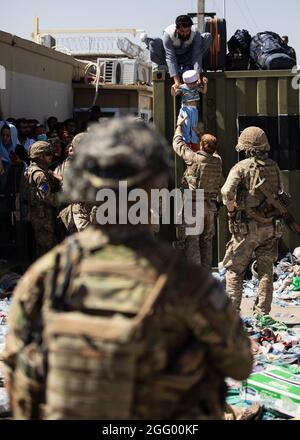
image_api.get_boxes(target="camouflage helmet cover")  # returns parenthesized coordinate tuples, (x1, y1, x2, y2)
(236, 126, 271, 153)
(62, 117, 173, 202)
(29, 141, 54, 159)
(71, 132, 88, 150)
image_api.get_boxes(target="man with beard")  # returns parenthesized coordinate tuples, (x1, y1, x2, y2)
(16, 119, 35, 152)
(145, 15, 212, 91)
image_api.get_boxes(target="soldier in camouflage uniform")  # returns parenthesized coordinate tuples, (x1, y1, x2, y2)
(58, 133, 96, 233)
(222, 127, 284, 315)
(173, 115, 224, 268)
(3, 118, 252, 420)
(24, 141, 61, 257)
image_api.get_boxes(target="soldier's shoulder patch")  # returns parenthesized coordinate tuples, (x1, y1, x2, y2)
(39, 183, 49, 193)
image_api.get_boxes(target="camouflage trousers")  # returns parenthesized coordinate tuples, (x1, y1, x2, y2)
(183, 199, 217, 268)
(31, 208, 57, 258)
(59, 203, 96, 233)
(223, 220, 282, 315)
(72, 203, 92, 232)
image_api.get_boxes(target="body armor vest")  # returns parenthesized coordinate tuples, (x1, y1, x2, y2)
(235, 157, 282, 214)
(183, 152, 223, 198)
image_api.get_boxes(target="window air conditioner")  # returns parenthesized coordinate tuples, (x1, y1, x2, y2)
(40, 35, 56, 49)
(96, 58, 124, 84)
(121, 59, 152, 85)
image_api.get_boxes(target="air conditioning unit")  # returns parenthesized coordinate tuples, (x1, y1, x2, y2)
(96, 58, 152, 85)
(139, 110, 153, 122)
(96, 58, 125, 84)
(40, 34, 56, 48)
(121, 59, 152, 85)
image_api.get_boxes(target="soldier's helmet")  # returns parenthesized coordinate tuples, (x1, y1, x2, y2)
(29, 141, 54, 159)
(71, 132, 88, 150)
(236, 127, 271, 153)
(62, 117, 173, 202)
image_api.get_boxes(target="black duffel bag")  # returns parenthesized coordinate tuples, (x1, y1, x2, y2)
(250, 31, 295, 70)
(228, 29, 252, 56)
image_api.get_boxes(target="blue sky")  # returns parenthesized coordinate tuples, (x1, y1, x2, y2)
(2, 0, 300, 56)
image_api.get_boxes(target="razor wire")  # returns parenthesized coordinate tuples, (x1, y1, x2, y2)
(55, 36, 122, 54)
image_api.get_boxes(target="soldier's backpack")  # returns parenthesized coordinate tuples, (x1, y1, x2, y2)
(43, 236, 179, 419)
(228, 29, 252, 56)
(250, 32, 296, 70)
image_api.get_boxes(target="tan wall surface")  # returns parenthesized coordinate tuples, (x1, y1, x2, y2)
(0, 30, 83, 121)
(73, 85, 139, 110)
(1, 70, 73, 121)
(138, 90, 153, 111)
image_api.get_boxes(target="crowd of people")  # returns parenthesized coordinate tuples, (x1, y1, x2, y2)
(0, 13, 296, 421)
(0, 110, 287, 420)
(0, 107, 102, 261)
(2, 117, 254, 420)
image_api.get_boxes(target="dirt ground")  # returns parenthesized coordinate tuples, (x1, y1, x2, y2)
(241, 297, 300, 327)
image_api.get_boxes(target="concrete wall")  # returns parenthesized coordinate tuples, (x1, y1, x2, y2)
(0, 30, 82, 122)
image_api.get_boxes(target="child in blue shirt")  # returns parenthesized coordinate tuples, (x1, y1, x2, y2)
(172, 70, 208, 151)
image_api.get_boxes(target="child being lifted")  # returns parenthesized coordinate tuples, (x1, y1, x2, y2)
(172, 70, 208, 151)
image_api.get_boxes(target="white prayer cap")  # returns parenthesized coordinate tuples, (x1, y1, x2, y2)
(182, 70, 199, 84)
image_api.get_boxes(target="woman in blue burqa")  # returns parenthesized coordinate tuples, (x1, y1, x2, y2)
(0, 122, 21, 192)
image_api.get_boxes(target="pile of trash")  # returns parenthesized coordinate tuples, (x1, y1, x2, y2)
(0, 299, 10, 416)
(243, 314, 300, 369)
(0, 270, 20, 417)
(226, 314, 300, 420)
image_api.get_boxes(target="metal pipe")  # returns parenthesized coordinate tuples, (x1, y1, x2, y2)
(197, 0, 205, 31)
(223, 0, 226, 19)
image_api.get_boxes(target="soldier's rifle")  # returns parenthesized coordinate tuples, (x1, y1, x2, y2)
(256, 178, 300, 235)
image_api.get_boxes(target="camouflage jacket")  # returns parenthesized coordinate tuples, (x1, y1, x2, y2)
(221, 157, 284, 215)
(3, 225, 252, 419)
(57, 158, 96, 232)
(25, 162, 61, 209)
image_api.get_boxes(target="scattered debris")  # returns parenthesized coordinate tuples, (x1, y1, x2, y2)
(213, 252, 300, 307)
(0, 299, 10, 417)
(227, 314, 300, 419)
